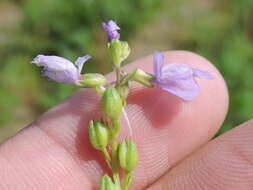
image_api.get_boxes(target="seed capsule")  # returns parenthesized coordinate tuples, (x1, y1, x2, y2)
(118, 140, 138, 172)
(88, 120, 109, 150)
(102, 87, 123, 119)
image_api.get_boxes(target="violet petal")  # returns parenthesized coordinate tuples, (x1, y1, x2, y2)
(159, 63, 193, 82)
(153, 51, 163, 78)
(32, 55, 76, 71)
(192, 68, 213, 80)
(32, 55, 79, 84)
(75, 55, 92, 74)
(154, 77, 199, 101)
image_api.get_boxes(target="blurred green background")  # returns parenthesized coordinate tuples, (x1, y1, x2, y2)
(1, 0, 253, 143)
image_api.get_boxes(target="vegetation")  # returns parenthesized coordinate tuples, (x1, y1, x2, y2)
(0, 0, 253, 142)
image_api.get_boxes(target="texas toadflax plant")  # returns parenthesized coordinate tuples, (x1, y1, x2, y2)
(31, 20, 212, 190)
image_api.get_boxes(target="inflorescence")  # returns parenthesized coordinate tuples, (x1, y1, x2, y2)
(31, 20, 212, 190)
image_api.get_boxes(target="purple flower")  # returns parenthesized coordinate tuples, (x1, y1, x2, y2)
(32, 55, 91, 85)
(102, 20, 120, 42)
(152, 52, 212, 101)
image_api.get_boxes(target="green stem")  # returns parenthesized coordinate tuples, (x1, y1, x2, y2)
(103, 139, 121, 189)
(119, 69, 155, 88)
(102, 65, 123, 189)
(112, 119, 121, 135)
(123, 172, 132, 190)
(110, 119, 121, 188)
(109, 119, 120, 168)
(118, 70, 136, 86)
(115, 67, 121, 85)
(102, 148, 111, 168)
(113, 173, 121, 189)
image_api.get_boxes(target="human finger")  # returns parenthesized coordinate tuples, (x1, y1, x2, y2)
(148, 119, 253, 190)
(0, 51, 228, 189)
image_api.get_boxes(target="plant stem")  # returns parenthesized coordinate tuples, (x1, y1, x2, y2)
(113, 172, 121, 189)
(111, 119, 121, 188)
(115, 67, 121, 85)
(102, 148, 111, 168)
(107, 65, 124, 189)
(123, 172, 132, 190)
(119, 72, 134, 86)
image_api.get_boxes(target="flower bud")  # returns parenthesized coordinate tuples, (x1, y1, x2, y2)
(100, 175, 117, 190)
(118, 140, 138, 172)
(88, 120, 109, 150)
(102, 20, 120, 42)
(80, 73, 107, 88)
(102, 87, 123, 119)
(132, 69, 154, 87)
(116, 82, 129, 103)
(120, 41, 131, 62)
(108, 39, 131, 67)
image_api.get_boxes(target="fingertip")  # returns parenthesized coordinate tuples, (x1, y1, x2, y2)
(148, 119, 253, 190)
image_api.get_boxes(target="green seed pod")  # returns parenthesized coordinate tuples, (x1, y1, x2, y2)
(102, 87, 123, 119)
(108, 39, 131, 67)
(80, 73, 107, 88)
(88, 120, 109, 150)
(100, 175, 116, 190)
(118, 140, 138, 172)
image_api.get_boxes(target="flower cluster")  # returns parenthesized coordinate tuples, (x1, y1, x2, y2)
(31, 20, 212, 190)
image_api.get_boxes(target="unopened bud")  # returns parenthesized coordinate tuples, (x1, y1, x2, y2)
(80, 73, 107, 88)
(108, 39, 131, 67)
(102, 87, 123, 119)
(100, 175, 117, 190)
(88, 120, 109, 150)
(118, 140, 138, 172)
(116, 83, 129, 102)
(120, 41, 131, 62)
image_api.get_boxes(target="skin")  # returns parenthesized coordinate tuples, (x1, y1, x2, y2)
(0, 51, 252, 189)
